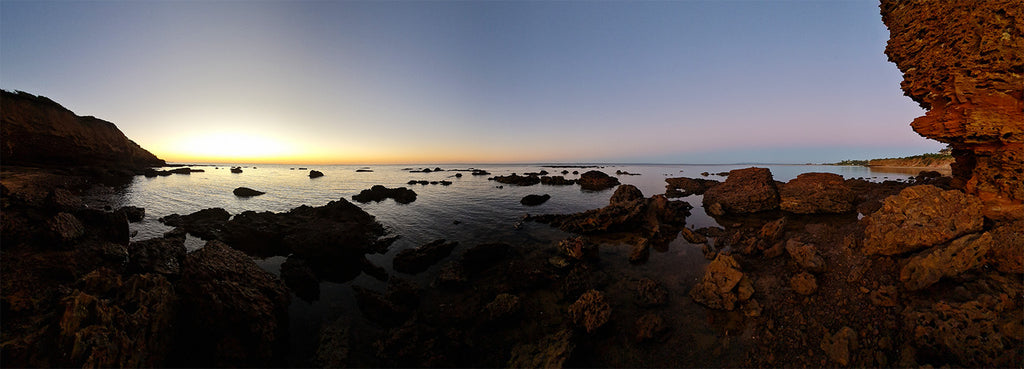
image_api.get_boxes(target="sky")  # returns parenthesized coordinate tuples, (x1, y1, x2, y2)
(1, 0, 944, 165)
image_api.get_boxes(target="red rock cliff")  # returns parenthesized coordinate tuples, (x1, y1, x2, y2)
(881, 0, 1023, 219)
(1, 90, 165, 169)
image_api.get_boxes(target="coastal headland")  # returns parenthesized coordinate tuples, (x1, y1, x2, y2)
(2, 1, 1022, 367)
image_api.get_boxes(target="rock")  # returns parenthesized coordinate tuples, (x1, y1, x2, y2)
(0, 90, 165, 169)
(779, 172, 856, 213)
(680, 227, 707, 244)
(280, 257, 320, 302)
(49, 188, 84, 211)
(695, 226, 728, 238)
(508, 329, 575, 368)
(900, 232, 993, 290)
(232, 187, 265, 197)
(903, 296, 1022, 367)
(869, 285, 899, 307)
(168, 167, 193, 175)
(629, 239, 650, 264)
(821, 326, 858, 366)
(790, 272, 817, 295)
(127, 236, 186, 276)
(758, 217, 786, 244)
(352, 285, 415, 327)
(881, 0, 1024, 219)
(609, 184, 644, 206)
(308, 170, 323, 178)
(578, 170, 620, 191)
(862, 185, 985, 255)
(664, 177, 719, 197)
(230, 167, 243, 173)
(471, 169, 490, 176)
(530, 189, 691, 241)
(689, 254, 751, 310)
(484, 293, 520, 321)
(635, 313, 669, 342)
(47, 212, 84, 245)
(393, 239, 458, 274)
(434, 261, 467, 289)
(356, 169, 373, 172)
(785, 239, 826, 273)
(987, 219, 1024, 273)
(635, 278, 668, 307)
(316, 318, 351, 368)
(461, 243, 512, 274)
(568, 290, 611, 333)
(352, 185, 417, 204)
(175, 240, 290, 367)
(540, 176, 577, 186)
(158, 208, 231, 240)
(116, 206, 145, 222)
(490, 173, 540, 186)
(520, 194, 551, 206)
(702, 167, 780, 214)
(558, 236, 596, 261)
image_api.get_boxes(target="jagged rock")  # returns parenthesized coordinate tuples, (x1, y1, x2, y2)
(702, 167, 780, 214)
(520, 194, 551, 206)
(635, 313, 669, 342)
(609, 184, 644, 205)
(680, 227, 707, 244)
(308, 170, 324, 178)
(393, 239, 457, 274)
(780, 173, 856, 213)
(49, 188, 83, 211)
(785, 240, 826, 273)
(484, 293, 520, 320)
(790, 272, 817, 295)
(862, 185, 984, 255)
(664, 177, 719, 197)
(578, 170, 620, 191)
(175, 240, 290, 367)
(987, 219, 1024, 273)
(352, 185, 417, 204)
(900, 232, 993, 290)
(820, 326, 858, 366)
(903, 295, 1023, 367)
(127, 236, 186, 276)
(869, 285, 899, 307)
(490, 173, 540, 186)
(689, 254, 751, 310)
(508, 329, 575, 368)
(568, 290, 611, 333)
(0, 90, 165, 168)
(881, 0, 1024, 219)
(635, 278, 668, 307)
(232, 187, 265, 197)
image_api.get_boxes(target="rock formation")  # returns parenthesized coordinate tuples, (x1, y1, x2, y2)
(881, 0, 1024, 219)
(0, 90, 165, 169)
(702, 167, 780, 214)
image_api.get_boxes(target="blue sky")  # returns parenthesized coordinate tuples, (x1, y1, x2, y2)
(1, 0, 942, 164)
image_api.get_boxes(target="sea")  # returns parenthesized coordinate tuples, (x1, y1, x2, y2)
(84, 163, 924, 365)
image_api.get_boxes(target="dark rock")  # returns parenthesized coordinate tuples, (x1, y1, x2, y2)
(75, 208, 130, 246)
(758, 217, 786, 244)
(471, 169, 491, 176)
(609, 184, 644, 205)
(987, 219, 1024, 273)
(568, 290, 611, 333)
(308, 170, 324, 178)
(127, 236, 186, 276)
(352, 185, 417, 204)
(520, 194, 551, 206)
(689, 254, 753, 310)
(902, 294, 1021, 367)
(116, 206, 145, 222)
(779, 172, 856, 213)
(47, 212, 84, 245)
(615, 170, 639, 176)
(790, 272, 817, 295)
(680, 227, 707, 244)
(233, 187, 266, 197)
(490, 173, 540, 186)
(353, 286, 413, 327)
(540, 175, 576, 186)
(168, 167, 192, 175)
(231, 167, 243, 173)
(558, 236, 596, 261)
(821, 326, 858, 366)
(702, 167, 780, 214)
(158, 208, 231, 240)
(862, 185, 984, 255)
(280, 257, 320, 302)
(695, 226, 728, 238)
(461, 243, 512, 274)
(785, 239, 826, 273)
(578, 170, 620, 191)
(174, 240, 290, 367)
(393, 239, 458, 274)
(530, 187, 691, 242)
(629, 238, 650, 264)
(356, 169, 373, 172)
(434, 261, 467, 289)
(664, 177, 720, 197)
(635, 313, 669, 342)
(508, 329, 575, 368)
(484, 293, 521, 321)
(635, 278, 668, 307)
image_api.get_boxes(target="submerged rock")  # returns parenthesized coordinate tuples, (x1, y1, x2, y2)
(702, 167, 780, 214)
(352, 185, 417, 204)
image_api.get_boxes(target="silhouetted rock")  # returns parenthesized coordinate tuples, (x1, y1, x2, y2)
(702, 167, 780, 214)
(159, 208, 231, 240)
(862, 185, 984, 255)
(308, 170, 324, 178)
(471, 169, 491, 176)
(490, 173, 540, 186)
(352, 185, 417, 204)
(578, 170, 620, 191)
(520, 194, 551, 206)
(231, 167, 243, 173)
(540, 175, 576, 186)
(393, 239, 458, 274)
(664, 177, 719, 197)
(116, 206, 145, 222)
(233, 187, 266, 197)
(779, 172, 855, 213)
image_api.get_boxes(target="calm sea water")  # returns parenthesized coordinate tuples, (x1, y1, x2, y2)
(89, 163, 918, 365)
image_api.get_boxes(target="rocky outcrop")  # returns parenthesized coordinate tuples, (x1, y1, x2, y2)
(862, 185, 984, 255)
(779, 173, 855, 214)
(308, 170, 324, 178)
(702, 167, 780, 214)
(520, 194, 551, 206)
(664, 177, 719, 197)
(352, 185, 417, 204)
(881, 0, 1024, 219)
(689, 254, 753, 310)
(900, 232, 992, 290)
(233, 187, 265, 197)
(490, 173, 541, 186)
(578, 170, 620, 191)
(0, 90, 165, 169)
(529, 185, 691, 243)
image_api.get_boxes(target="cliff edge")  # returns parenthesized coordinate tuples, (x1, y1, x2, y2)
(1, 90, 165, 169)
(881, 0, 1023, 219)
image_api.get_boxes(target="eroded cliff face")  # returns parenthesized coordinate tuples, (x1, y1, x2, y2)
(881, 0, 1023, 219)
(1, 90, 165, 169)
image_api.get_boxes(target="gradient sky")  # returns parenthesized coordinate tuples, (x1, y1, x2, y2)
(1, 0, 943, 164)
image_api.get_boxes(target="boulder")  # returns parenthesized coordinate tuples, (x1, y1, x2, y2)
(175, 240, 290, 367)
(664, 177, 719, 197)
(578, 170, 620, 191)
(568, 290, 611, 333)
(393, 239, 458, 274)
(352, 185, 417, 204)
(862, 185, 984, 255)
(609, 184, 644, 206)
(47, 212, 84, 245)
(702, 167, 780, 214)
(540, 176, 577, 186)
(233, 187, 265, 197)
(530, 187, 691, 241)
(308, 170, 323, 178)
(900, 232, 993, 290)
(689, 254, 752, 310)
(520, 194, 551, 206)
(902, 296, 1022, 367)
(779, 173, 856, 213)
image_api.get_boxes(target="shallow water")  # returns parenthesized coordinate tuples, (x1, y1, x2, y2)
(89, 163, 916, 366)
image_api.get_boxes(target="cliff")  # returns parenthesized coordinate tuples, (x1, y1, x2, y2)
(881, 0, 1023, 219)
(1, 90, 165, 169)
(867, 154, 954, 169)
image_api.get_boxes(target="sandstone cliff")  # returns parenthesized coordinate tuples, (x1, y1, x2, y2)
(881, 0, 1023, 219)
(867, 154, 954, 169)
(1, 90, 164, 169)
